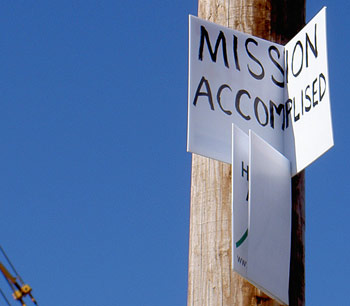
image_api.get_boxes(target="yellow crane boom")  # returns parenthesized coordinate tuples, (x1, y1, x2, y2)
(0, 246, 37, 306)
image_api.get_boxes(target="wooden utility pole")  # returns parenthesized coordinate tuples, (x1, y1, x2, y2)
(187, 1, 306, 305)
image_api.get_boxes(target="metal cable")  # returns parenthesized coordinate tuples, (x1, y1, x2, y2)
(0, 246, 24, 284)
(0, 288, 12, 306)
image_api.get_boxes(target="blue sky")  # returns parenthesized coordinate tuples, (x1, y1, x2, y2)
(0, 1, 348, 305)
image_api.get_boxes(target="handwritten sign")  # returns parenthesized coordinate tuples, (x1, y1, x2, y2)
(187, 14, 285, 163)
(284, 7, 333, 174)
(188, 7, 333, 175)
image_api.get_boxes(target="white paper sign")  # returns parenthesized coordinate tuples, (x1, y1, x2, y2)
(248, 131, 291, 305)
(188, 15, 285, 164)
(231, 125, 291, 304)
(232, 125, 249, 276)
(284, 7, 333, 174)
(188, 7, 334, 175)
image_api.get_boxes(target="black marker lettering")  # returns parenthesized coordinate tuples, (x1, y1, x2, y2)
(306, 24, 318, 67)
(235, 90, 251, 121)
(217, 84, 232, 115)
(254, 97, 268, 127)
(270, 100, 285, 130)
(305, 85, 312, 112)
(319, 73, 326, 102)
(292, 41, 303, 77)
(293, 97, 300, 122)
(312, 77, 318, 107)
(199, 26, 229, 68)
(285, 99, 292, 129)
(233, 35, 241, 71)
(269, 46, 284, 88)
(301, 89, 304, 115)
(193, 76, 214, 110)
(245, 38, 265, 80)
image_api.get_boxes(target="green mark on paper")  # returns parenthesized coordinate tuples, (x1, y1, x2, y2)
(236, 229, 248, 248)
